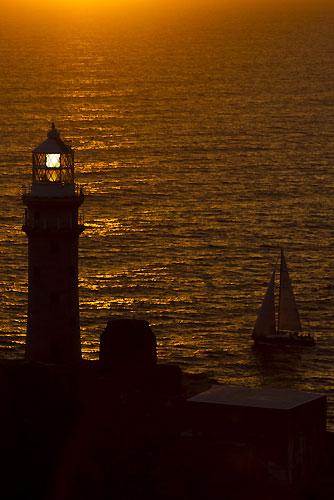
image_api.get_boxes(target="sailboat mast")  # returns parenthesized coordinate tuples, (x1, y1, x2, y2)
(278, 248, 283, 332)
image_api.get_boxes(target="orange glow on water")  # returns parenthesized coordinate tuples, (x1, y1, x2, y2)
(1, 0, 334, 424)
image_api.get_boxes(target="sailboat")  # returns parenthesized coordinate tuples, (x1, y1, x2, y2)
(252, 249, 316, 347)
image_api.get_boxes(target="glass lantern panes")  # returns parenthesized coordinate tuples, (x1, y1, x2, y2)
(32, 152, 74, 184)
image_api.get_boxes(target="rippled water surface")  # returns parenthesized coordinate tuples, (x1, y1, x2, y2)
(0, 7, 334, 426)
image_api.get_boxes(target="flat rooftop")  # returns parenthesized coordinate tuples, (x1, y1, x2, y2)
(188, 385, 325, 410)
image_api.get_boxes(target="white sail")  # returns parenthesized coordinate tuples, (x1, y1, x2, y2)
(253, 267, 276, 336)
(278, 250, 302, 332)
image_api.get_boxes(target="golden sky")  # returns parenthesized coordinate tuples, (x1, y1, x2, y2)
(3, 0, 333, 15)
(1, 0, 333, 30)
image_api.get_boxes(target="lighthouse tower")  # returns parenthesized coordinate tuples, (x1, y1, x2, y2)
(22, 123, 84, 363)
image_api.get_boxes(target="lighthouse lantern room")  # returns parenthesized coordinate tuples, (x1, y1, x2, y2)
(22, 123, 84, 364)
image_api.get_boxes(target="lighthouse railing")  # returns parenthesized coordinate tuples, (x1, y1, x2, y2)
(21, 183, 85, 196)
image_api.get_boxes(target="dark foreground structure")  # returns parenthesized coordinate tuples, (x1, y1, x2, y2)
(185, 385, 326, 496)
(0, 319, 333, 500)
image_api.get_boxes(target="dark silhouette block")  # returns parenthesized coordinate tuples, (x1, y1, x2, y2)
(100, 319, 157, 370)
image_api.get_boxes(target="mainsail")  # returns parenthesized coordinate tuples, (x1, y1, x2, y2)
(278, 250, 302, 332)
(253, 267, 276, 337)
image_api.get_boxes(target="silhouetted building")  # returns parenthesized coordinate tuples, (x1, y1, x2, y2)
(100, 319, 157, 370)
(183, 385, 326, 494)
(22, 123, 84, 363)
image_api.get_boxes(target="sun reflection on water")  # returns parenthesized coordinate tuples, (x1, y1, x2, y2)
(84, 218, 125, 237)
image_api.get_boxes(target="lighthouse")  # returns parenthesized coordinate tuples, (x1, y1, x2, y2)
(22, 123, 84, 363)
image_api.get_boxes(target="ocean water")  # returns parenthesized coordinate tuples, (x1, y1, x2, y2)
(0, 6, 334, 426)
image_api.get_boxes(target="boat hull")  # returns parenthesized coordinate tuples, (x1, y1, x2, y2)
(252, 333, 316, 347)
